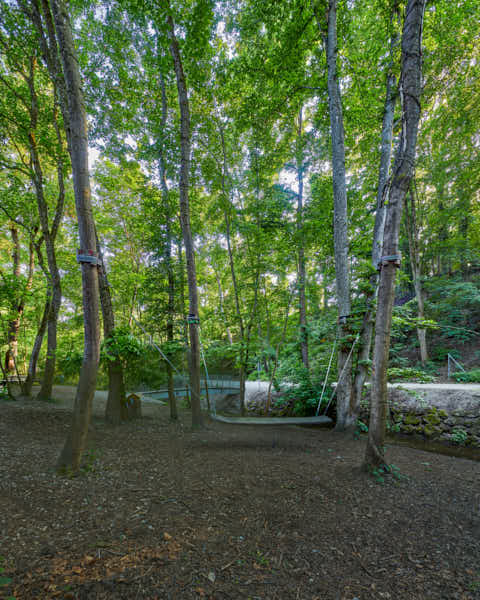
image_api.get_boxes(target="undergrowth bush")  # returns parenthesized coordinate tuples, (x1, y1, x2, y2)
(387, 367, 436, 383)
(452, 368, 480, 383)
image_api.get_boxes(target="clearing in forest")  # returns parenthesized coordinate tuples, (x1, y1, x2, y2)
(0, 391, 479, 600)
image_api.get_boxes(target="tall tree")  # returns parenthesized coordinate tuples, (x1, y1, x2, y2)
(26, 0, 102, 471)
(157, 63, 178, 421)
(365, 0, 426, 470)
(405, 184, 428, 363)
(314, 0, 352, 431)
(25, 60, 66, 401)
(165, 5, 203, 427)
(296, 107, 309, 370)
(350, 2, 401, 420)
(96, 233, 127, 424)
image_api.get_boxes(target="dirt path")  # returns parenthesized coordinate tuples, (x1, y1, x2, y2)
(0, 391, 479, 599)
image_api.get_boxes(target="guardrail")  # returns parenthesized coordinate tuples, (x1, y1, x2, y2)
(447, 354, 465, 379)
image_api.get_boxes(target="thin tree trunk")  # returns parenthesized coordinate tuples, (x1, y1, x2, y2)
(37, 273, 61, 401)
(316, 0, 352, 430)
(365, 0, 426, 470)
(23, 290, 51, 396)
(351, 7, 400, 417)
(212, 263, 233, 344)
(5, 229, 35, 392)
(296, 108, 309, 370)
(5, 226, 21, 373)
(219, 124, 247, 407)
(50, 0, 101, 472)
(95, 235, 126, 424)
(26, 64, 64, 402)
(458, 190, 470, 277)
(405, 187, 428, 363)
(167, 10, 202, 427)
(240, 272, 260, 415)
(265, 288, 293, 415)
(158, 65, 178, 420)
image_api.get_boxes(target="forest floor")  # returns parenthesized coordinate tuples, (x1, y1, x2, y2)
(1, 387, 479, 600)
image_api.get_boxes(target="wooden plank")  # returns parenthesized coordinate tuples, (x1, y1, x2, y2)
(210, 414, 332, 425)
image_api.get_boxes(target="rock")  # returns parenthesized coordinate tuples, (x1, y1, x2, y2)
(424, 425, 442, 438)
(213, 392, 242, 415)
(404, 414, 421, 425)
(362, 383, 480, 446)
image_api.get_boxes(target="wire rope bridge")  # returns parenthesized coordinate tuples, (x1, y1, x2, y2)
(136, 377, 331, 426)
(132, 317, 332, 426)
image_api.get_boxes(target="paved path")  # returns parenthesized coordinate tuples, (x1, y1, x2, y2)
(387, 382, 480, 391)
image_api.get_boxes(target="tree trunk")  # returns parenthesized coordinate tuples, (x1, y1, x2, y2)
(23, 290, 51, 397)
(167, 11, 202, 427)
(318, 0, 352, 430)
(158, 66, 178, 421)
(50, 0, 101, 472)
(212, 266, 233, 344)
(177, 239, 188, 396)
(296, 108, 309, 370)
(5, 226, 21, 374)
(36, 274, 61, 401)
(405, 187, 428, 363)
(351, 7, 400, 418)
(26, 67, 66, 402)
(240, 273, 260, 415)
(458, 191, 470, 277)
(265, 289, 292, 415)
(28, 127, 63, 400)
(95, 235, 126, 424)
(219, 124, 247, 408)
(365, 0, 426, 470)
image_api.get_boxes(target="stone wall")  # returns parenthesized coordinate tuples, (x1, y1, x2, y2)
(360, 384, 480, 449)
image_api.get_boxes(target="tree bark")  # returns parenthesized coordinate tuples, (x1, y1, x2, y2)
(405, 186, 428, 363)
(351, 7, 400, 419)
(4, 226, 22, 374)
(26, 63, 64, 402)
(265, 288, 292, 415)
(95, 234, 126, 425)
(212, 265, 233, 344)
(296, 108, 309, 370)
(365, 0, 426, 470)
(158, 66, 178, 421)
(50, 0, 101, 472)
(319, 0, 352, 430)
(218, 123, 248, 408)
(23, 287, 51, 397)
(167, 10, 202, 427)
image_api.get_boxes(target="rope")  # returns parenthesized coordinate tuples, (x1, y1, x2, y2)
(198, 326, 213, 415)
(315, 339, 336, 416)
(131, 316, 183, 378)
(320, 335, 359, 417)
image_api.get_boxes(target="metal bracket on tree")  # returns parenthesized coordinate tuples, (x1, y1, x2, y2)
(187, 313, 200, 325)
(77, 249, 101, 266)
(378, 254, 401, 269)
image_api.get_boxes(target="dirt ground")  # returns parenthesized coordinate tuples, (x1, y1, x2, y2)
(1, 388, 479, 600)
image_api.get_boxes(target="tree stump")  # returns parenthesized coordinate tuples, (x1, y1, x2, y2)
(122, 393, 142, 420)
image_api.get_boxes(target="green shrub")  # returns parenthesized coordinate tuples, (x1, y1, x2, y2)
(57, 348, 83, 381)
(451, 428, 468, 445)
(452, 368, 480, 383)
(387, 367, 436, 383)
(431, 347, 460, 362)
